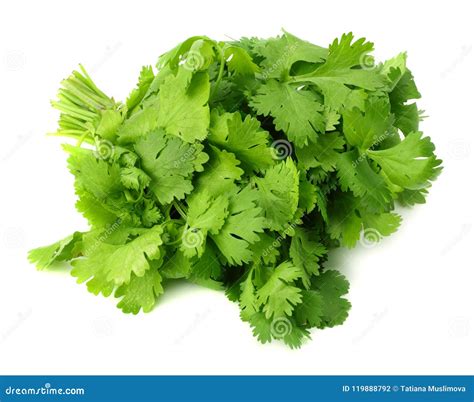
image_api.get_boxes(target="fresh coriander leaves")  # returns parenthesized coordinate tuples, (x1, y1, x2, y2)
(29, 31, 441, 348)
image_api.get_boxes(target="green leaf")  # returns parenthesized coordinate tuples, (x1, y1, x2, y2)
(296, 132, 345, 171)
(28, 232, 82, 270)
(342, 97, 393, 150)
(157, 69, 210, 143)
(311, 270, 351, 328)
(126, 66, 155, 113)
(291, 33, 385, 110)
(71, 226, 163, 289)
(336, 150, 392, 213)
(255, 31, 327, 79)
(224, 45, 260, 76)
(117, 101, 160, 143)
(295, 290, 324, 327)
(210, 186, 265, 265)
(193, 145, 244, 197)
(254, 159, 299, 231)
(256, 262, 303, 319)
(249, 79, 325, 147)
(367, 132, 442, 190)
(181, 190, 229, 257)
(209, 110, 274, 173)
(115, 268, 163, 314)
(290, 228, 327, 288)
(135, 129, 208, 204)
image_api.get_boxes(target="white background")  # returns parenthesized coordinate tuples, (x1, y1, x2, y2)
(0, 0, 473, 375)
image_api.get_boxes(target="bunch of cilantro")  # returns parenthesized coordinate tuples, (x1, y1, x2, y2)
(29, 31, 441, 347)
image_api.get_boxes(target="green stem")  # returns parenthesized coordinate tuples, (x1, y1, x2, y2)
(210, 42, 225, 100)
(173, 200, 187, 219)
